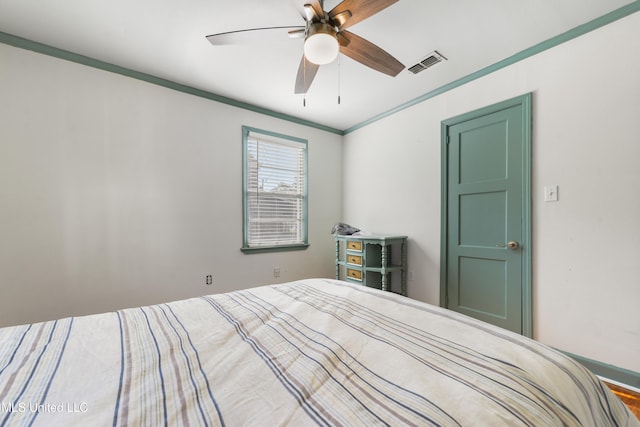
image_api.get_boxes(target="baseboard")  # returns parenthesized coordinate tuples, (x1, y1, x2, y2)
(561, 350, 640, 390)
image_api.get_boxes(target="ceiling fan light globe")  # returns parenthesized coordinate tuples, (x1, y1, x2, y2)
(304, 23, 339, 65)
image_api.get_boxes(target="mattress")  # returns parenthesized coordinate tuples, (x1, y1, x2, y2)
(0, 278, 637, 426)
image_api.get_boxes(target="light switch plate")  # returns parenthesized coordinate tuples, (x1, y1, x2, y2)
(544, 185, 559, 202)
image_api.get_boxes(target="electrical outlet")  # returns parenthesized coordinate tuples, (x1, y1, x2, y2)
(273, 267, 280, 278)
(408, 271, 415, 281)
(205, 274, 213, 285)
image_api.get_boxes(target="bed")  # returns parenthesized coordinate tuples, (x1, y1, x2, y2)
(0, 278, 637, 426)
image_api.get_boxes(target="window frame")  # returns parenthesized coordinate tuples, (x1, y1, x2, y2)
(241, 126, 309, 254)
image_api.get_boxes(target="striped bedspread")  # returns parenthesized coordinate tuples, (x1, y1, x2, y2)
(0, 278, 637, 426)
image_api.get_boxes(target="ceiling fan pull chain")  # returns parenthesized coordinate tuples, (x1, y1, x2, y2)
(338, 55, 341, 105)
(303, 54, 307, 107)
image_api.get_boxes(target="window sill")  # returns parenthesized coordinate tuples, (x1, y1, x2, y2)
(241, 244, 309, 254)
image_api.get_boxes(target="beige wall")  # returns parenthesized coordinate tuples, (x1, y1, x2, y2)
(343, 12, 640, 372)
(0, 43, 343, 327)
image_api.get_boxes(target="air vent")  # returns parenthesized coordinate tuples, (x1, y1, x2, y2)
(408, 51, 447, 75)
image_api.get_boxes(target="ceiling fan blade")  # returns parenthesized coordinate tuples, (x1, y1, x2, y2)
(206, 26, 304, 45)
(329, 0, 398, 30)
(294, 55, 320, 94)
(288, 28, 306, 39)
(294, 0, 324, 21)
(338, 30, 404, 77)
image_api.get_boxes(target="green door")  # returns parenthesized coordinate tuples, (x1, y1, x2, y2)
(441, 94, 531, 336)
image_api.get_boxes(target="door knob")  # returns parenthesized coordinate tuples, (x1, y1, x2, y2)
(497, 241, 519, 249)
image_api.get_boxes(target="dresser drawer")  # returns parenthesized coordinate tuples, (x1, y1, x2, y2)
(347, 254, 362, 266)
(346, 240, 363, 251)
(346, 268, 362, 281)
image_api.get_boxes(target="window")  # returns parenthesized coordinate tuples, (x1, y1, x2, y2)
(242, 126, 308, 253)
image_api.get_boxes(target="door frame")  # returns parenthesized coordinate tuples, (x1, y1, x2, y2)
(439, 93, 533, 337)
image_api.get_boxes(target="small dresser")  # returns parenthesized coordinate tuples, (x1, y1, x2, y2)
(335, 234, 408, 296)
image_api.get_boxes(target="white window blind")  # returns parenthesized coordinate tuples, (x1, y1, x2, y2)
(244, 129, 307, 249)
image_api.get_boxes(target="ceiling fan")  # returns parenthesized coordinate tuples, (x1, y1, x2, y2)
(205, 0, 405, 94)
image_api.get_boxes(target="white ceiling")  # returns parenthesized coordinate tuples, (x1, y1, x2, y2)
(0, 0, 634, 131)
